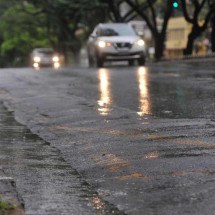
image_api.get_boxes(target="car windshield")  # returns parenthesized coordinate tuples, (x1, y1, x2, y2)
(100, 25, 137, 36)
(37, 49, 54, 55)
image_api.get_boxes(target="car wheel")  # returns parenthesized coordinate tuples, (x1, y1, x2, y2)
(138, 55, 145, 66)
(128, 60, 135, 66)
(96, 55, 104, 68)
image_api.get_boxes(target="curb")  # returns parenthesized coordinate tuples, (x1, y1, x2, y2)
(161, 53, 215, 62)
(0, 167, 25, 215)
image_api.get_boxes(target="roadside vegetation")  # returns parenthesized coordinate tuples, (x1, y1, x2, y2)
(0, 200, 16, 215)
(0, 0, 214, 67)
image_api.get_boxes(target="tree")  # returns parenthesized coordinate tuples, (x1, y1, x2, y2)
(211, 14, 215, 52)
(101, 0, 137, 22)
(180, 0, 215, 55)
(0, 2, 52, 67)
(24, 0, 107, 65)
(124, 0, 174, 60)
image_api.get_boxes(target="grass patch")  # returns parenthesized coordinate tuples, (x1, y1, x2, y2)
(0, 200, 16, 214)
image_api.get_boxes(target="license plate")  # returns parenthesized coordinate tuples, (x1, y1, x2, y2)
(118, 50, 129, 55)
(43, 58, 50, 63)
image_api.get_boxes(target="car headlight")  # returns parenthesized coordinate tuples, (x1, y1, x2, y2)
(135, 39, 145, 47)
(33, 56, 41, 62)
(97, 40, 112, 48)
(52, 56, 59, 62)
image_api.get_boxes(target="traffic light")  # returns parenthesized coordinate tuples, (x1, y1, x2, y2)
(172, 1, 179, 8)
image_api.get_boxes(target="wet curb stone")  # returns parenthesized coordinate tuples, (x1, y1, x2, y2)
(0, 167, 25, 215)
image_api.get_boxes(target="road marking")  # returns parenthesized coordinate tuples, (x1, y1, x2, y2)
(0, 176, 13, 180)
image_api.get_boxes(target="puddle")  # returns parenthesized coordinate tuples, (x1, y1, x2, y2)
(0, 103, 124, 215)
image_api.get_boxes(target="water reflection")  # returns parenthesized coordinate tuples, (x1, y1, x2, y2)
(145, 151, 159, 159)
(136, 67, 151, 116)
(94, 65, 213, 119)
(92, 196, 104, 210)
(97, 68, 112, 116)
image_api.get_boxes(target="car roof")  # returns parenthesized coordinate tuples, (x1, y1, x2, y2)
(33, 48, 54, 52)
(98, 23, 131, 28)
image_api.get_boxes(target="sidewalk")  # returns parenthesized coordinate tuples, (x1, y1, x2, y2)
(0, 167, 24, 215)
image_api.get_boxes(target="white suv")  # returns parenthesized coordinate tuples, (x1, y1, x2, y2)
(87, 23, 146, 67)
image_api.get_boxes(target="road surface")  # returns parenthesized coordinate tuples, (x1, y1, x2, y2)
(0, 61, 214, 214)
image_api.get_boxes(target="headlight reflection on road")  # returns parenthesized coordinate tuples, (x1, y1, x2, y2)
(92, 196, 104, 210)
(54, 62, 60, 69)
(137, 67, 151, 116)
(33, 62, 40, 69)
(97, 68, 112, 116)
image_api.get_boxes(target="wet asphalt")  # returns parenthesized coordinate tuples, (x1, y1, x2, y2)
(0, 104, 123, 214)
(0, 61, 214, 214)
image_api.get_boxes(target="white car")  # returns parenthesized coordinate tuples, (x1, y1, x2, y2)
(87, 23, 146, 67)
(30, 48, 61, 69)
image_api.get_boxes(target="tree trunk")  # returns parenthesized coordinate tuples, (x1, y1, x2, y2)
(184, 26, 202, 55)
(154, 34, 166, 60)
(211, 15, 215, 52)
(62, 49, 69, 66)
(183, 33, 195, 55)
(72, 49, 81, 66)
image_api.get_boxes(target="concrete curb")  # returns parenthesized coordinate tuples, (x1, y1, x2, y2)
(161, 53, 215, 62)
(0, 167, 25, 215)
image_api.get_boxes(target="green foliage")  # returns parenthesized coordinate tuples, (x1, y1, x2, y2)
(0, 0, 108, 66)
(0, 2, 54, 66)
(22, 0, 108, 64)
(0, 0, 213, 65)
(0, 200, 16, 214)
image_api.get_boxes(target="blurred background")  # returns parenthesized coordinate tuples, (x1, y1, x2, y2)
(0, 0, 214, 67)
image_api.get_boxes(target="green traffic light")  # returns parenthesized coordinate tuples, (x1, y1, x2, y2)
(173, 2, 179, 8)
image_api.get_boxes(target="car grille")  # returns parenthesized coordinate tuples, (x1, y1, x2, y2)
(114, 42, 132, 49)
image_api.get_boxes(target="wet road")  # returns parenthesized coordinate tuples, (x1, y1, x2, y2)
(67, 62, 215, 119)
(0, 105, 122, 215)
(0, 61, 214, 214)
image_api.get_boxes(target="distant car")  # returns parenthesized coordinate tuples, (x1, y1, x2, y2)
(30, 48, 61, 69)
(87, 23, 146, 67)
